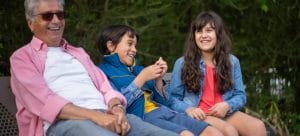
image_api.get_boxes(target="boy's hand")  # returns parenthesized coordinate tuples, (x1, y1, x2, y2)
(134, 63, 163, 88)
(154, 57, 168, 93)
(155, 57, 168, 78)
(134, 57, 168, 89)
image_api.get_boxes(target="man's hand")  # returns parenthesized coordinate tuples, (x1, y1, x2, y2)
(185, 107, 206, 120)
(92, 111, 123, 134)
(108, 104, 130, 136)
(206, 102, 229, 118)
(58, 103, 127, 135)
(107, 98, 129, 136)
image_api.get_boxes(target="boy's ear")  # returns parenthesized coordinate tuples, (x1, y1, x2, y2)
(106, 41, 115, 53)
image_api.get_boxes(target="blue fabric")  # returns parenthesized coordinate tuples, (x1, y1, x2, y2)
(99, 54, 172, 118)
(46, 113, 178, 136)
(169, 54, 246, 114)
(144, 106, 208, 135)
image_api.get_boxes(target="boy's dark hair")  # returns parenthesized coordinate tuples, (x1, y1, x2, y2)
(96, 24, 139, 55)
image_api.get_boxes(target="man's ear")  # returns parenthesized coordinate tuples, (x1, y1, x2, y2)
(106, 41, 115, 54)
(27, 19, 34, 32)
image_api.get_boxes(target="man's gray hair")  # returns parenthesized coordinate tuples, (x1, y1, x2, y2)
(24, 0, 65, 21)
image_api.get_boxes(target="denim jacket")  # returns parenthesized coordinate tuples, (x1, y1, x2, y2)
(99, 54, 172, 118)
(169, 54, 246, 114)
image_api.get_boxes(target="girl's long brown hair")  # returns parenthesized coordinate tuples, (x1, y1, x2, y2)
(182, 11, 232, 94)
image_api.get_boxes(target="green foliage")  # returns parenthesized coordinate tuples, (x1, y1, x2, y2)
(285, 113, 300, 135)
(0, 0, 32, 76)
(267, 102, 290, 136)
(1, 0, 300, 135)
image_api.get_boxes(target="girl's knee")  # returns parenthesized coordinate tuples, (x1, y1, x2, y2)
(222, 124, 238, 136)
(246, 116, 267, 135)
(257, 119, 266, 129)
(180, 130, 194, 136)
(201, 126, 224, 136)
(254, 120, 267, 136)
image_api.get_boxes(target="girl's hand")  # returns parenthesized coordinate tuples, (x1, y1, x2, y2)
(185, 107, 206, 120)
(206, 102, 229, 118)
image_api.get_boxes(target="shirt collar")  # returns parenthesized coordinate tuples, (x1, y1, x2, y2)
(103, 53, 123, 67)
(30, 36, 69, 51)
(199, 57, 205, 64)
(199, 57, 206, 69)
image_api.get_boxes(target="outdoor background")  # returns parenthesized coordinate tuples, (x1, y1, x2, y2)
(1, 0, 299, 135)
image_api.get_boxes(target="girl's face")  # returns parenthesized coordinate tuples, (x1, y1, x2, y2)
(194, 23, 217, 53)
(111, 32, 137, 67)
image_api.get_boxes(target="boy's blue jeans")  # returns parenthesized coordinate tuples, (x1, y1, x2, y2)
(144, 106, 208, 135)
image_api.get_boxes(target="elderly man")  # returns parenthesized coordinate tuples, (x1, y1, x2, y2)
(9, 0, 178, 136)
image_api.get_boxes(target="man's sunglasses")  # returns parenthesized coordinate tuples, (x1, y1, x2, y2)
(34, 11, 65, 21)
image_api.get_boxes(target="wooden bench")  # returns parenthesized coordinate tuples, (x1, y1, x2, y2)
(0, 75, 276, 136)
(0, 76, 18, 135)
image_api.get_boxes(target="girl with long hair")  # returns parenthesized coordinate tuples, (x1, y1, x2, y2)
(169, 11, 266, 136)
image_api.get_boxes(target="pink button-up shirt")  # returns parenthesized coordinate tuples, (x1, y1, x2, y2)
(10, 36, 126, 136)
